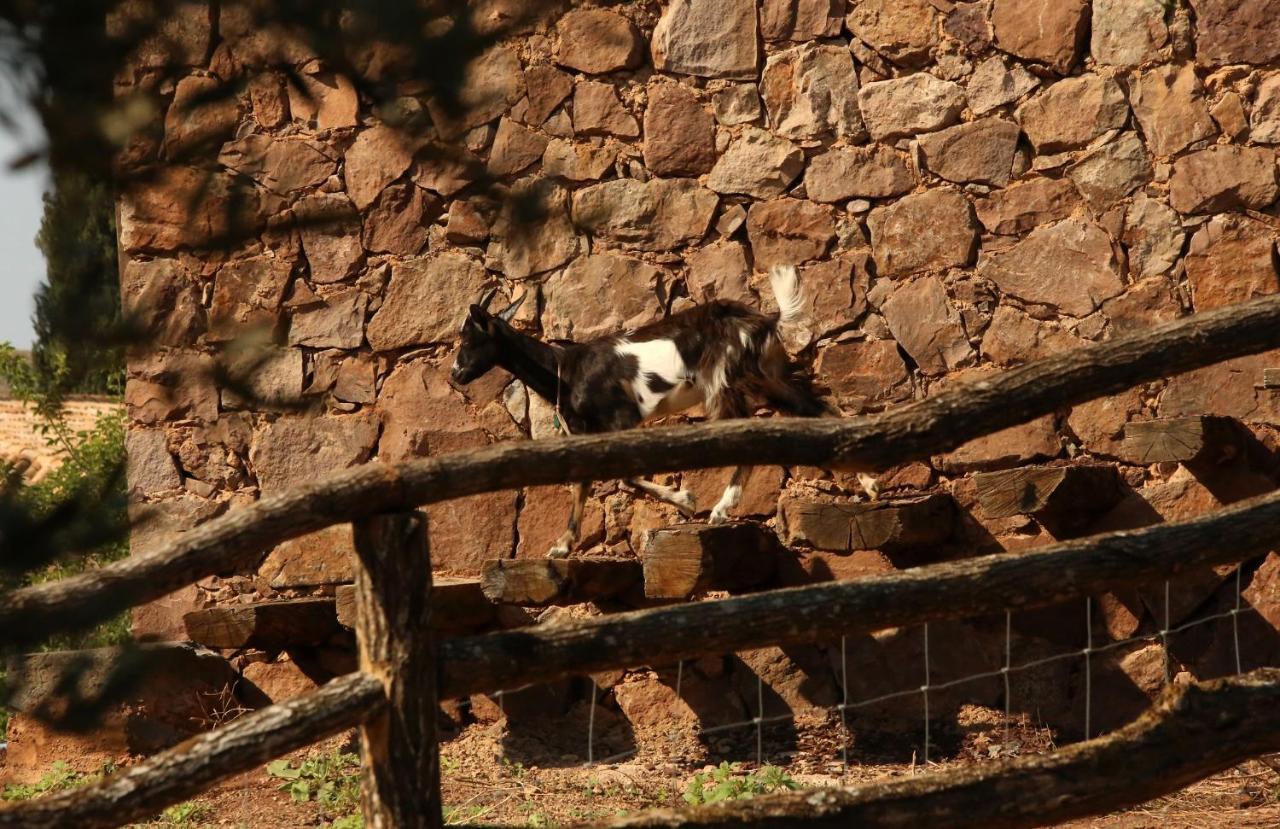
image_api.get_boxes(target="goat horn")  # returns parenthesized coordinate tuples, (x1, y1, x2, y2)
(477, 287, 499, 310)
(497, 289, 528, 322)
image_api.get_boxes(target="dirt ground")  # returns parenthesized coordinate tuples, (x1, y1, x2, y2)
(7, 703, 1279, 829)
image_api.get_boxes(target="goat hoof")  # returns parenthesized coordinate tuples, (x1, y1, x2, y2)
(708, 509, 731, 525)
(672, 490, 697, 518)
(546, 545, 570, 559)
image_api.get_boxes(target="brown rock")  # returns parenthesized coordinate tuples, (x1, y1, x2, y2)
(542, 139, 617, 181)
(259, 524, 357, 588)
(1122, 195, 1185, 279)
(428, 490, 519, 572)
(109, 1, 211, 72)
(706, 127, 805, 198)
(1066, 132, 1152, 210)
(816, 338, 910, 411)
(643, 83, 716, 176)
(517, 485, 605, 556)
(868, 189, 978, 278)
(425, 46, 525, 139)
(571, 177, 717, 251)
(1067, 387, 1143, 458)
(761, 0, 843, 42)
(119, 168, 260, 253)
(287, 68, 359, 130)
(966, 56, 1040, 115)
(938, 413, 1060, 472)
(974, 177, 1083, 235)
(651, 0, 759, 79)
(220, 346, 304, 409)
(543, 253, 665, 340)
(944, 0, 993, 54)
(360, 182, 440, 256)
(121, 258, 204, 347)
(1185, 214, 1279, 312)
(378, 360, 491, 461)
(218, 134, 336, 196)
(805, 144, 914, 203)
(980, 218, 1124, 317)
(249, 73, 289, 129)
(1189, 0, 1280, 66)
(1016, 74, 1130, 153)
(446, 198, 492, 244)
(1102, 276, 1184, 335)
(523, 65, 574, 126)
(554, 9, 643, 74)
(761, 43, 864, 141)
(880, 276, 973, 375)
(746, 199, 836, 269)
(242, 659, 321, 704)
(334, 356, 377, 405)
(487, 117, 549, 177)
(919, 118, 1021, 186)
(981, 305, 1086, 366)
(128, 495, 226, 637)
(712, 84, 763, 125)
(1251, 74, 1280, 144)
(250, 413, 378, 491)
(858, 73, 965, 140)
(288, 287, 367, 349)
(682, 466, 784, 518)
(413, 144, 481, 198)
(1128, 64, 1218, 157)
(344, 124, 417, 210)
(991, 0, 1088, 74)
(1161, 351, 1280, 422)
(163, 75, 240, 161)
(292, 193, 363, 284)
(209, 254, 293, 341)
(845, 0, 940, 67)
(572, 81, 639, 137)
(1090, 0, 1169, 66)
(801, 253, 872, 336)
(488, 177, 580, 278)
(367, 252, 490, 350)
(1211, 92, 1250, 141)
(127, 351, 220, 425)
(126, 428, 182, 497)
(1168, 145, 1280, 214)
(687, 242, 754, 304)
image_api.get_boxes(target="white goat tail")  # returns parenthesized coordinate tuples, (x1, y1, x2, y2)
(768, 264, 805, 326)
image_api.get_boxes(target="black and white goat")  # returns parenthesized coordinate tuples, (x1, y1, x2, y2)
(451, 265, 837, 558)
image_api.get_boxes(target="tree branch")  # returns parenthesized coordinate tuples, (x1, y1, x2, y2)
(577, 669, 1280, 829)
(0, 672, 384, 829)
(437, 488, 1280, 699)
(5, 294, 1280, 644)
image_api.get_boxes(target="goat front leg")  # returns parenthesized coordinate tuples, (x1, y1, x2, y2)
(625, 478, 697, 518)
(709, 465, 750, 525)
(547, 481, 588, 559)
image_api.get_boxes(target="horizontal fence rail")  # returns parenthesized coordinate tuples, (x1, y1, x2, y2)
(0, 672, 384, 829)
(5, 294, 1280, 646)
(438, 487, 1280, 699)
(578, 669, 1280, 829)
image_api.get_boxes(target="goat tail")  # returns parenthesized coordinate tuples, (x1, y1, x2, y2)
(768, 264, 805, 326)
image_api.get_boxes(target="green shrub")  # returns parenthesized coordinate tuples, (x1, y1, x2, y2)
(682, 763, 800, 806)
(268, 750, 363, 826)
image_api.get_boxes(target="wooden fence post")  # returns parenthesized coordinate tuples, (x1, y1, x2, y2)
(352, 511, 443, 829)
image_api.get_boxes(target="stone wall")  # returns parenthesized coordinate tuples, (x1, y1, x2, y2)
(116, 0, 1280, 745)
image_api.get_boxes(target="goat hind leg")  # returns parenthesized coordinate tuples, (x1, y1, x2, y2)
(625, 478, 697, 517)
(709, 465, 750, 524)
(547, 481, 588, 558)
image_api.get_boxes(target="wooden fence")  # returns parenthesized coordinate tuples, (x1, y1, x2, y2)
(6, 294, 1280, 828)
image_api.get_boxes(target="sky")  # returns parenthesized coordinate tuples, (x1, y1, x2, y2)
(0, 104, 48, 350)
